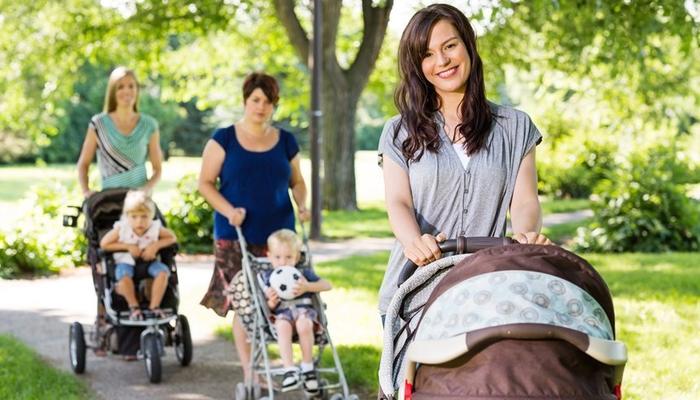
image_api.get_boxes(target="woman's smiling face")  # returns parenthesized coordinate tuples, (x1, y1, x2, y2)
(421, 19, 471, 98)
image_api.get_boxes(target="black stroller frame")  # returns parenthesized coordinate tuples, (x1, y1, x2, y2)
(234, 225, 358, 400)
(63, 188, 193, 383)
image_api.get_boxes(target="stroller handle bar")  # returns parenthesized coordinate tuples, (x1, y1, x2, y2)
(397, 236, 515, 287)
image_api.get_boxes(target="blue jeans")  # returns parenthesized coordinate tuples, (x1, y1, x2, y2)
(115, 261, 170, 282)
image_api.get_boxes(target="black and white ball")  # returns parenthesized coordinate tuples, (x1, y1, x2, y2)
(269, 266, 302, 300)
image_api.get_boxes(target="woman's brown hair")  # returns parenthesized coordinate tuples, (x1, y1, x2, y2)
(242, 72, 280, 106)
(103, 66, 139, 113)
(394, 3, 492, 162)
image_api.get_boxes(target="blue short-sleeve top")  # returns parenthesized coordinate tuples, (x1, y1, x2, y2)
(212, 125, 300, 244)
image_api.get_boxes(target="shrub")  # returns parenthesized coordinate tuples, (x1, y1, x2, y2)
(574, 146, 700, 252)
(0, 182, 86, 278)
(164, 174, 213, 254)
(538, 139, 617, 198)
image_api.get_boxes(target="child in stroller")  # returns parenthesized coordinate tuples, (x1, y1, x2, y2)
(100, 190, 176, 322)
(64, 187, 193, 383)
(230, 225, 358, 400)
(262, 229, 332, 393)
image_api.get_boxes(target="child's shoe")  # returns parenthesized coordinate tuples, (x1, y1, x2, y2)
(128, 306, 143, 321)
(302, 369, 319, 394)
(281, 368, 299, 391)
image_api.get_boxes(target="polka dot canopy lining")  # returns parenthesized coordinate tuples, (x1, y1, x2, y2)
(415, 270, 614, 341)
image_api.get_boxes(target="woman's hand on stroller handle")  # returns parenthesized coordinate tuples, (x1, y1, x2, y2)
(226, 207, 247, 226)
(397, 236, 516, 287)
(512, 231, 553, 245)
(403, 233, 447, 267)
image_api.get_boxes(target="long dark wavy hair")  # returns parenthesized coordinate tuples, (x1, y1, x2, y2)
(394, 3, 492, 162)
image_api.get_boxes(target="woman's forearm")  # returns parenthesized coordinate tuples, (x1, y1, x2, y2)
(198, 181, 237, 217)
(78, 164, 91, 195)
(145, 165, 161, 191)
(510, 199, 543, 234)
(291, 181, 308, 211)
(387, 201, 422, 249)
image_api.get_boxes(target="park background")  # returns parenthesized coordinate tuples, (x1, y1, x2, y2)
(0, 0, 699, 399)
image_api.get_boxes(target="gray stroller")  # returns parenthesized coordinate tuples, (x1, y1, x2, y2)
(231, 225, 358, 400)
(378, 238, 628, 400)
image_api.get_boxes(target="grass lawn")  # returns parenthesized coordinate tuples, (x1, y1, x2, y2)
(540, 197, 590, 214)
(217, 251, 699, 399)
(0, 334, 91, 400)
(542, 217, 592, 245)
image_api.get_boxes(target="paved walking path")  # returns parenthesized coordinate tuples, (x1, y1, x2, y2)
(0, 210, 590, 399)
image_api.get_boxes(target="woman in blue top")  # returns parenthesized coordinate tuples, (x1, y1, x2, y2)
(77, 66, 163, 198)
(198, 72, 309, 385)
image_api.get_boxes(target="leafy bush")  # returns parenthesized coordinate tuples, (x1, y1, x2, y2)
(0, 182, 86, 278)
(574, 146, 700, 252)
(164, 174, 213, 254)
(538, 139, 617, 198)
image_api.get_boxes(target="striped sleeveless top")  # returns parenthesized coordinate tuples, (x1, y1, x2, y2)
(89, 112, 159, 189)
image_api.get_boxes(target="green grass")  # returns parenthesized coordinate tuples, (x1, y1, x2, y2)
(217, 251, 700, 398)
(542, 217, 592, 245)
(0, 334, 91, 400)
(540, 197, 590, 214)
(321, 204, 392, 239)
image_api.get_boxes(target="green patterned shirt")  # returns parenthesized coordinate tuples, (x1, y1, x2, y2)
(90, 112, 158, 189)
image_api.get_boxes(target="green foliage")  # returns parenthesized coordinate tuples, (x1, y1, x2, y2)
(575, 146, 700, 252)
(164, 173, 213, 254)
(0, 182, 86, 278)
(538, 139, 617, 198)
(0, 334, 91, 399)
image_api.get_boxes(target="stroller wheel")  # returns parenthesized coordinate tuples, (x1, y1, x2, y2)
(234, 382, 248, 400)
(143, 334, 162, 383)
(69, 322, 87, 373)
(174, 314, 193, 366)
(234, 382, 262, 400)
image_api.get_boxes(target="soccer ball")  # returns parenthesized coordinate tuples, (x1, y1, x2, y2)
(269, 266, 302, 300)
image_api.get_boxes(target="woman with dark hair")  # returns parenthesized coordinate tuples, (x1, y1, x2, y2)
(198, 72, 310, 390)
(377, 3, 551, 318)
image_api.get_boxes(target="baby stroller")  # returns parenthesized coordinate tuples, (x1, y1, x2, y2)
(378, 237, 628, 400)
(230, 225, 358, 400)
(63, 187, 193, 383)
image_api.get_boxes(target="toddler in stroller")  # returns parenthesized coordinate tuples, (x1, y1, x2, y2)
(64, 188, 193, 383)
(100, 190, 176, 322)
(262, 229, 332, 393)
(378, 239, 628, 400)
(231, 225, 358, 400)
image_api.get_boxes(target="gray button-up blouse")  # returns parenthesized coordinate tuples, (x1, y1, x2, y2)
(377, 103, 542, 314)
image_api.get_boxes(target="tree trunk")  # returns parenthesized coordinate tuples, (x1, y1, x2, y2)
(273, 0, 393, 211)
(321, 72, 360, 210)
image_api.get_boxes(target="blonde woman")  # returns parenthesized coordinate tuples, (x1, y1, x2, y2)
(76, 66, 164, 357)
(77, 66, 163, 198)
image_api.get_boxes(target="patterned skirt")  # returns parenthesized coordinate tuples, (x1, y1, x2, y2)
(200, 239, 267, 317)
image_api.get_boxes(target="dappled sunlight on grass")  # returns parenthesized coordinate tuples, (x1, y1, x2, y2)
(589, 253, 700, 301)
(614, 299, 700, 399)
(588, 253, 700, 399)
(314, 252, 389, 293)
